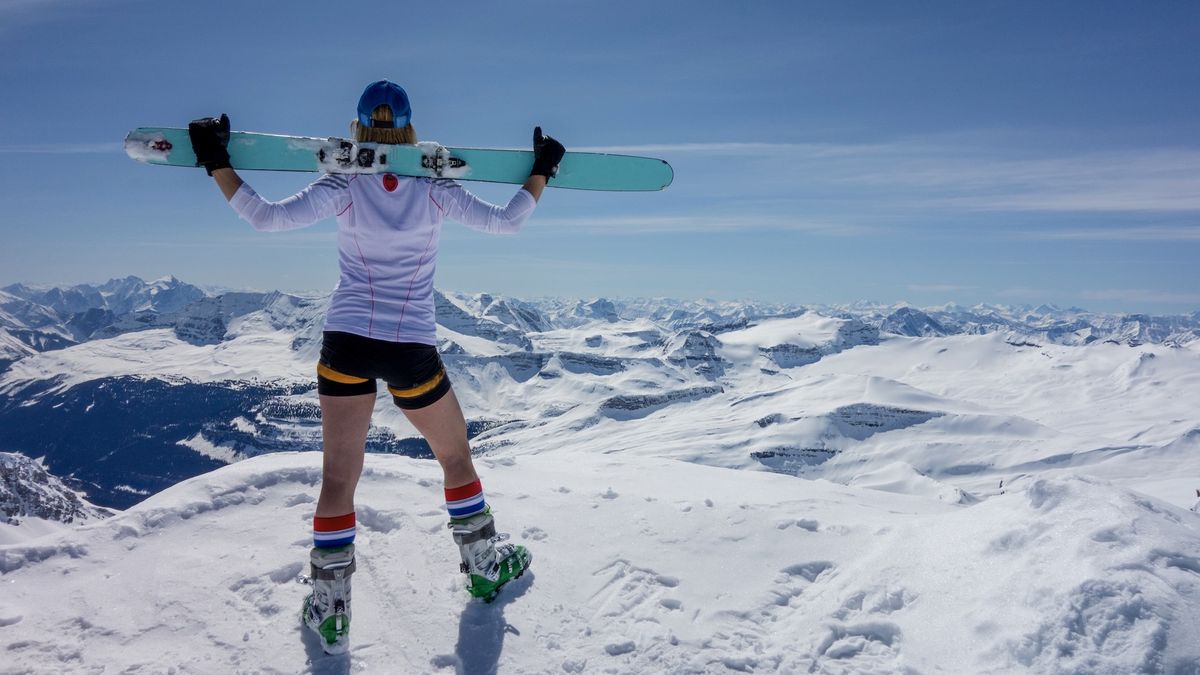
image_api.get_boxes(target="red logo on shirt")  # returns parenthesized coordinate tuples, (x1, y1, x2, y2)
(382, 174, 398, 192)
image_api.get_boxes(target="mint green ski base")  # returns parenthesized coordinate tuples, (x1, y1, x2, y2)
(125, 127, 673, 192)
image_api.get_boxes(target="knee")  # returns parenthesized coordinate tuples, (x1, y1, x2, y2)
(435, 444, 476, 477)
(320, 466, 360, 495)
(437, 447, 473, 473)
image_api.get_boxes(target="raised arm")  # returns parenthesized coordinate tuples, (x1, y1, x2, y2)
(525, 126, 565, 202)
(521, 174, 547, 202)
(437, 126, 566, 233)
(437, 180, 537, 234)
(228, 175, 349, 232)
(189, 114, 241, 200)
(189, 114, 347, 231)
(212, 167, 244, 202)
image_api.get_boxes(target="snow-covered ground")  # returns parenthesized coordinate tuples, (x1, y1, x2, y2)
(3, 279, 1200, 672)
(3, 451, 1198, 674)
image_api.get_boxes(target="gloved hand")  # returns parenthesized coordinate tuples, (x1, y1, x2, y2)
(188, 114, 232, 175)
(530, 126, 565, 179)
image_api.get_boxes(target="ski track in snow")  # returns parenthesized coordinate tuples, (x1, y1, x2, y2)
(2, 452, 1199, 674)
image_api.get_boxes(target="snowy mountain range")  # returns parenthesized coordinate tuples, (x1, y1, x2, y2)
(2, 276, 1199, 672)
(2, 276, 1198, 511)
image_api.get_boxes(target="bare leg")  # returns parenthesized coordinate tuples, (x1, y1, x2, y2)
(401, 387, 479, 489)
(316, 393, 375, 517)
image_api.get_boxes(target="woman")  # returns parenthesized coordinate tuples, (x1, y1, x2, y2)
(188, 80, 564, 655)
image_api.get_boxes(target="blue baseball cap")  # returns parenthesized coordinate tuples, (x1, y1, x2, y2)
(357, 80, 412, 128)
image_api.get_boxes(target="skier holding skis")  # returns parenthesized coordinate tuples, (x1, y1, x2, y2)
(188, 80, 563, 654)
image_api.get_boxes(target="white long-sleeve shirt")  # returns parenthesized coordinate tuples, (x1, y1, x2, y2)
(230, 173, 536, 344)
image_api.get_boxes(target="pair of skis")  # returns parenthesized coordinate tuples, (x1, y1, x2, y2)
(125, 127, 673, 192)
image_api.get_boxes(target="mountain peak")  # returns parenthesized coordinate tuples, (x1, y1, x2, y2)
(1, 452, 111, 528)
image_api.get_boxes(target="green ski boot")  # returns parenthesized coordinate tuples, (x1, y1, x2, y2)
(449, 509, 531, 602)
(301, 544, 355, 654)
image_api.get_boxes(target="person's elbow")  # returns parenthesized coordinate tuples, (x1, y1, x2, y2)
(496, 203, 534, 233)
(238, 203, 289, 232)
(491, 215, 524, 235)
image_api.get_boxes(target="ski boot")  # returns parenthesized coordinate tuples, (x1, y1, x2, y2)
(449, 508, 531, 602)
(301, 544, 355, 655)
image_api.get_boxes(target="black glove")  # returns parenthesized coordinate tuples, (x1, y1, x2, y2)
(530, 126, 565, 179)
(188, 114, 232, 175)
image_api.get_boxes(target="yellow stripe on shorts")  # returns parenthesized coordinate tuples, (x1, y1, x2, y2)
(387, 369, 445, 399)
(317, 363, 370, 385)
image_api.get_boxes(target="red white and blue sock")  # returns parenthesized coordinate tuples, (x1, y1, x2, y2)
(313, 512, 356, 548)
(446, 480, 487, 519)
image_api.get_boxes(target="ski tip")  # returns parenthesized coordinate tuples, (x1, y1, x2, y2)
(124, 128, 176, 165)
(659, 160, 674, 190)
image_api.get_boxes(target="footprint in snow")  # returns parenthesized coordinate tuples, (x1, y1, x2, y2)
(284, 493, 314, 507)
(781, 561, 835, 582)
(605, 641, 637, 656)
(587, 559, 685, 639)
(228, 564, 301, 617)
(777, 518, 820, 531)
(269, 561, 305, 584)
(1154, 550, 1200, 574)
(767, 561, 836, 607)
(816, 620, 902, 661)
(835, 586, 911, 619)
(356, 506, 405, 533)
(523, 526, 548, 541)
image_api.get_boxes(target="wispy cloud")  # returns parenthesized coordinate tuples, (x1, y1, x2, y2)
(577, 142, 840, 155)
(133, 231, 336, 249)
(1019, 225, 1200, 242)
(575, 141, 926, 163)
(1080, 289, 1200, 306)
(0, 0, 58, 16)
(583, 136, 1200, 215)
(0, 142, 123, 154)
(528, 214, 877, 236)
(907, 284, 977, 293)
(0, 0, 102, 35)
(996, 287, 1059, 299)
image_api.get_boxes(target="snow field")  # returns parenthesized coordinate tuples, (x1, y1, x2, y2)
(3, 452, 1199, 673)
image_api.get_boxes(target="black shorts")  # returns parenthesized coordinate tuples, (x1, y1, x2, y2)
(317, 331, 451, 410)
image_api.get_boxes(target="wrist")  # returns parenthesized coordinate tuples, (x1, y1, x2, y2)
(529, 160, 558, 180)
(204, 160, 232, 176)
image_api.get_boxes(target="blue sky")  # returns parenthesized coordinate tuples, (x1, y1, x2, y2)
(1, 1, 1197, 313)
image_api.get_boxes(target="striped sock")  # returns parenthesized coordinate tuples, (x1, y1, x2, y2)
(446, 480, 487, 520)
(313, 512, 356, 548)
